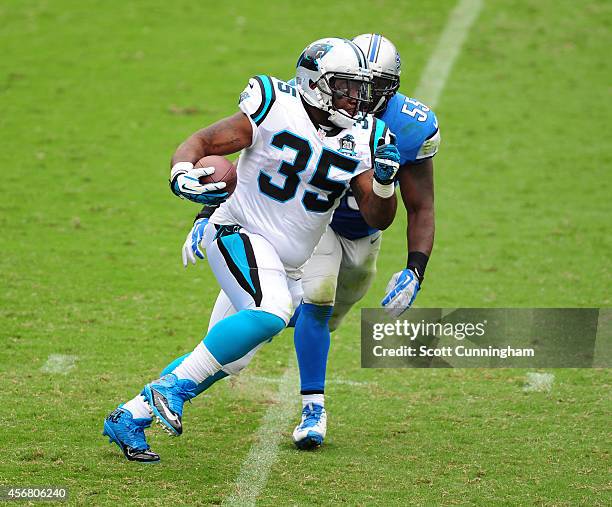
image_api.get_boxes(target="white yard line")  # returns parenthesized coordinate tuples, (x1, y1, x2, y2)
(222, 359, 299, 507)
(245, 374, 373, 387)
(413, 0, 483, 108)
(224, 1, 483, 503)
(40, 354, 78, 374)
(328, 378, 372, 387)
(523, 372, 555, 393)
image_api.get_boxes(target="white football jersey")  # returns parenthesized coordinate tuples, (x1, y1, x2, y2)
(212, 75, 392, 271)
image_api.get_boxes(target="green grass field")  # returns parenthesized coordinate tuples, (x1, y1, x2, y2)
(1, 0, 610, 505)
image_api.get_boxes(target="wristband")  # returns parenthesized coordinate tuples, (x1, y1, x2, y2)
(372, 179, 395, 199)
(170, 161, 194, 182)
(407, 251, 429, 283)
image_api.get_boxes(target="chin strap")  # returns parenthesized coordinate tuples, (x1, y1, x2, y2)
(328, 109, 358, 128)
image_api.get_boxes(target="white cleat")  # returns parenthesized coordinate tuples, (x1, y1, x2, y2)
(292, 403, 327, 450)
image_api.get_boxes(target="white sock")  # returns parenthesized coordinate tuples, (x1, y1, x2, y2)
(123, 395, 151, 420)
(172, 342, 222, 384)
(302, 394, 325, 408)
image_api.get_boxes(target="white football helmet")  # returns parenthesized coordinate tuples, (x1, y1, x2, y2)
(352, 33, 401, 113)
(295, 37, 373, 128)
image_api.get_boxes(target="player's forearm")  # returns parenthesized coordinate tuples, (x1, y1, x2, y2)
(398, 159, 435, 257)
(171, 113, 254, 167)
(351, 170, 397, 229)
(407, 206, 435, 256)
(172, 131, 209, 166)
(361, 192, 397, 230)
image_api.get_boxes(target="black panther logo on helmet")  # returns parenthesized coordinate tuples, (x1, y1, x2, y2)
(296, 43, 333, 71)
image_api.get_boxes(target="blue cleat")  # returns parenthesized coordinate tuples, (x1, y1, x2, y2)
(141, 374, 197, 436)
(292, 403, 327, 450)
(102, 406, 160, 463)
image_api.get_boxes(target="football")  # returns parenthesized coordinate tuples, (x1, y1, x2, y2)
(195, 155, 238, 196)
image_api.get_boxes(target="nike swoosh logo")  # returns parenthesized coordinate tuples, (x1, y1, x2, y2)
(157, 396, 179, 423)
(370, 234, 381, 244)
(249, 83, 254, 89)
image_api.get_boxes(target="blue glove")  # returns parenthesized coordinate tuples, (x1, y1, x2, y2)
(381, 268, 420, 317)
(373, 143, 400, 185)
(170, 164, 229, 205)
(181, 218, 209, 267)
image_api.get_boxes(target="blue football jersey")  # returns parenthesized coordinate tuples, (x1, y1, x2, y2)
(330, 92, 440, 240)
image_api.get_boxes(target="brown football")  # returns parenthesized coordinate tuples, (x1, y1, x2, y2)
(195, 155, 237, 196)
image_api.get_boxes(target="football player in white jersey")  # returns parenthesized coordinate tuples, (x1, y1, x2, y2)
(102, 37, 401, 462)
(181, 34, 439, 451)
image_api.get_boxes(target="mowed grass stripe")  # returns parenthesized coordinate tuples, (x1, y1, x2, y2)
(224, 0, 483, 503)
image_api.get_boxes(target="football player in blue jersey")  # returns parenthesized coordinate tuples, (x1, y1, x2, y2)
(289, 33, 439, 449)
(180, 34, 438, 450)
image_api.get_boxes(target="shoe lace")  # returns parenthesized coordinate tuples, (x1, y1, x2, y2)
(302, 405, 323, 428)
(126, 421, 150, 450)
(175, 381, 197, 409)
(165, 385, 194, 411)
(178, 383, 196, 402)
(161, 376, 196, 406)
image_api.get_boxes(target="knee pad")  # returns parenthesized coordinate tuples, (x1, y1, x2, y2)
(302, 274, 338, 306)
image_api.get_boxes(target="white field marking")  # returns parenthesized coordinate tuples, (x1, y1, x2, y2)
(328, 378, 373, 387)
(40, 354, 78, 374)
(222, 358, 299, 507)
(413, 0, 483, 108)
(244, 374, 373, 387)
(523, 372, 555, 393)
(224, 1, 483, 503)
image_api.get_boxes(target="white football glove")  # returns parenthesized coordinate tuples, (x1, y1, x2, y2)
(381, 269, 420, 317)
(181, 218, 209, 267)
(170, 162, 228, 204)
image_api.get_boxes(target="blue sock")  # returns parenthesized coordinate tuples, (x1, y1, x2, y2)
(287, 302, 303, 328)
(161, 353, 228, 396)
(294, 303, 333, 394)
(204, 309, 286, 365)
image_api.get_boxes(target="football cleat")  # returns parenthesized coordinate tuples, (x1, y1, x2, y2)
(292, 403, 327, 450)
(141, 374, 197, 436)
(102, 406, 160, 463)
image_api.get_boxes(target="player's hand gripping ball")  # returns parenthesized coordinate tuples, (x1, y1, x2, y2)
(170, 156, 237, 205)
